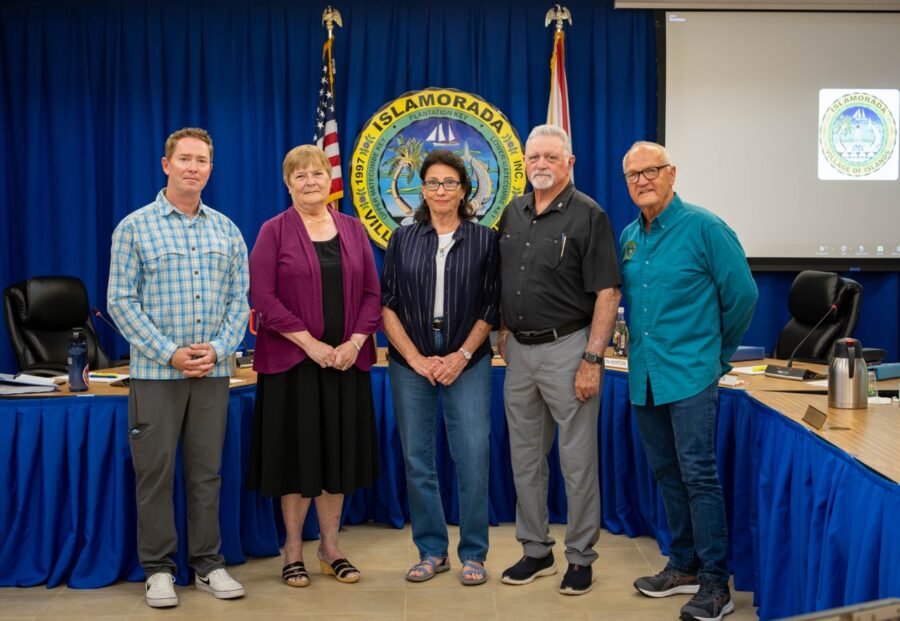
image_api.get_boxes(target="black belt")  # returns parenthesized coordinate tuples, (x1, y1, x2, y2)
(512, 319, 590, 345)
(432, 317, 444, 330)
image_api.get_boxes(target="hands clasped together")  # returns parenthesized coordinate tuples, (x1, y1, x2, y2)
(304, 338, 361, 371)
(410, 351, 468, 386)
(171, 343, 218, 378)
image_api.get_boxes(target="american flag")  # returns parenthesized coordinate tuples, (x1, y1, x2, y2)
(547, 29, 572, 156)
(314, 37, 343, 205)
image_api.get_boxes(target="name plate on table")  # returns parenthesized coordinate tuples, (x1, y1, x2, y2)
(802, 404, 828, 430)
(604, 357, 628, 370)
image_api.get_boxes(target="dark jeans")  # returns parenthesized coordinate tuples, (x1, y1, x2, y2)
(389, 332, 491, 563)
(633, 379, 728, 586)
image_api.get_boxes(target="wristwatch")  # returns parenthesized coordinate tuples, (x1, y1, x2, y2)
(582, 351, 603, 364)
(459, 348, 473, 361)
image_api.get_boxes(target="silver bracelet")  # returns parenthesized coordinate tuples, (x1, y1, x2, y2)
(352, 340, 362, 352)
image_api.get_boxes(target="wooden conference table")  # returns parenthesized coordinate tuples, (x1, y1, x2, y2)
(2, 352, 899, 620)
(718, 359, 900, 483)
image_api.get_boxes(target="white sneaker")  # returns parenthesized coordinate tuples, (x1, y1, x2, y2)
(145, 572, 178, 608)
(195, 567, 246, 599)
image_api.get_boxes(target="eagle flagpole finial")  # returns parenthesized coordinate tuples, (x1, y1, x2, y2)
(322, 6, 343, 40)
(544, 4, 572, 32)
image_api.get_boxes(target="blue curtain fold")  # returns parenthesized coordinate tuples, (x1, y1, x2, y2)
(599, 369, 670, 544)
(750, 402, 900, 619)
(2, 0, 897, 373)
(2, 1, 900, 614)
(0, 0, 658, 371)
(3, 369, 899, 621)
(598, 372, 900, 620)
(0, 388, 277, 588)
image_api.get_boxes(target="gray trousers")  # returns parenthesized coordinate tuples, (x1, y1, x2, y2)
(503, 327, 601, 566)
(128, 377, 230, 577)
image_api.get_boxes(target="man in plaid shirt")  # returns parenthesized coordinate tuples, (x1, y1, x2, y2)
(108, 127, 249, 608)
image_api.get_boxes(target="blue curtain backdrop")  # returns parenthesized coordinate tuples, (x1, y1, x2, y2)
(0, 0, 897, 372)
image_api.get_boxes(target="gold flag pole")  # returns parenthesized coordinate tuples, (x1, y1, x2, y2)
(544, 4, 573, 179)
(319, 6, 344, 209)
(544, 4, 575, 181)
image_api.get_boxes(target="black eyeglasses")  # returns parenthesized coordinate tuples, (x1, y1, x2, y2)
(423, 179, 461, 191)
(624, 164, 671, 184)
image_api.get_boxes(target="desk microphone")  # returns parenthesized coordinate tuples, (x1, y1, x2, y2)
(764, 304, 837, 381)
(92, 307, 125, 340)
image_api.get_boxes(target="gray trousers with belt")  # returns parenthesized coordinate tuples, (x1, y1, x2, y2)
(503, 327, 601, 566)
(128, 377, 230, 577)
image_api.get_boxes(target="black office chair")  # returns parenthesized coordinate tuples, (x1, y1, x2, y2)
(3, 276, 112, 375)
(773, 270, 862, 362)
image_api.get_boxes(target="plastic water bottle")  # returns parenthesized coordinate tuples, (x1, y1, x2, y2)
(612, 307, 629, 357)
(866, 370, 877, 398)
(67, 328, 89, 392)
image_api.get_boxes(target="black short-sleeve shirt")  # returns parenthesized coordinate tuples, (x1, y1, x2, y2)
(499, 183, 620, 333)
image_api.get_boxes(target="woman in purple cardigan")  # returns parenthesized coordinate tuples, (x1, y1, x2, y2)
(247, 145, 381, 588)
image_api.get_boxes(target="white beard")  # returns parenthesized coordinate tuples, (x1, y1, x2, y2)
(530, 172, 554, 190)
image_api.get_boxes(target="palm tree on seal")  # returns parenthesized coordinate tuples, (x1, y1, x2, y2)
(383, 135, 425, 216)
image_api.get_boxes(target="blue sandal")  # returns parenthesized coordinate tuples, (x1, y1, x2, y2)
(460, 560, 487, 586)
(406, 556, 450, 583)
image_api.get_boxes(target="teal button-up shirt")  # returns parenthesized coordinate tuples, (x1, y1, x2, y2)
(619, 194, 758, 406)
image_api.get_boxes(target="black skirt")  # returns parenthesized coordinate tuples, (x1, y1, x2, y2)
(248, 234, 379, 497)
(248, 362, 380, 498)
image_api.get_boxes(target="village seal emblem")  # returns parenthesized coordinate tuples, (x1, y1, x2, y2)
(819, 91, 898, 178)
(350, 88, 526, 248)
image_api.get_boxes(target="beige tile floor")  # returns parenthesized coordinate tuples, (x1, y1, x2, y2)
(0, 524, 757, 620)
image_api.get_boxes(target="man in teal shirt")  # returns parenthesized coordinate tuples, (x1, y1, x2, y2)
(619, 141, 757, 621)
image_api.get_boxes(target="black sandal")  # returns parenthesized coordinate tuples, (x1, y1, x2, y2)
(282, 561, 310, 587)
(319, 557, 360, 583)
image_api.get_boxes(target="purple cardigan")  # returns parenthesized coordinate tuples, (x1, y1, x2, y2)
(249, 207, 382, 374)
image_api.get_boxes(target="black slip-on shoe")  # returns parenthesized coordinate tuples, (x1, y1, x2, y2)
(559, 563, 593, 595)
(501, 553, 556, 585)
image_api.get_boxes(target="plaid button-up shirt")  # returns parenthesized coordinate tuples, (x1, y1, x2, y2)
(108, 190, 250, 380)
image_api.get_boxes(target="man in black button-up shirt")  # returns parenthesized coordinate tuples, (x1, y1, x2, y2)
(498, 125, 620, 595)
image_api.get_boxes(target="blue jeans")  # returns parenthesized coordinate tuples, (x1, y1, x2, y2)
(389, 346, 491, 563)
(632, 379, 728, 586)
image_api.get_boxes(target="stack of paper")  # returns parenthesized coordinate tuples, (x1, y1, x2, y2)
(0, 373, 60, 396)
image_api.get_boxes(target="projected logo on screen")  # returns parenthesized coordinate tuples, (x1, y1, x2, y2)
(350, 88, 526, 248)
(818, 89, 899, 180)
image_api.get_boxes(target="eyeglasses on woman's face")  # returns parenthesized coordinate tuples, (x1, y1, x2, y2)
(423, 178, 461, 192)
